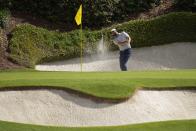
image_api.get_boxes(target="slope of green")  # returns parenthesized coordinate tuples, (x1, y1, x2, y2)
(0, 69, 196, 99)
(9, 12, 196, 67)
(0, 120, 195, 131)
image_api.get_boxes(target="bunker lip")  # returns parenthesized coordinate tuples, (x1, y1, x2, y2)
(0, 86, 129, 103)
(0, 86, 195, 103)
(0, 89, 195, 127)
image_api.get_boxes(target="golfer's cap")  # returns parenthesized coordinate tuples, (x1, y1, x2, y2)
(111, 28, 117, 32)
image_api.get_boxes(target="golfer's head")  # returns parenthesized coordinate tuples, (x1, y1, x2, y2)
(111, 28, 118, 36)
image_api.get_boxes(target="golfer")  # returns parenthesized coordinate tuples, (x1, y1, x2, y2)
(111, 29, 131, 71)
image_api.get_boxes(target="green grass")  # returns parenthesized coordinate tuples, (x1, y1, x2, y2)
(0, 69, 196, 99)
(0, 119, 195, 131)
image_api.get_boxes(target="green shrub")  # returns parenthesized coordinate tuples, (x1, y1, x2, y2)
(107, 12, 196, 48)
(9, 12, 196, 67)
(0, 9, 10, 29)
(9, 24, 101, 67)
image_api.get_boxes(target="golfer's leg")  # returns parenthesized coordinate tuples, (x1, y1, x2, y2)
(120, 51, 127, 71)
(122, 49, 131, 71)
(122, 57, 128, 71)
(119, 51, 124, 71)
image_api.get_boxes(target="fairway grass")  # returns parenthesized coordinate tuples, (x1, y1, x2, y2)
(0, 119, 195, 131)
(0, 69, 196, 99)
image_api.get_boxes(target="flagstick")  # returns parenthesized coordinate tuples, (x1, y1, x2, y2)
(80, 22, 83, 72)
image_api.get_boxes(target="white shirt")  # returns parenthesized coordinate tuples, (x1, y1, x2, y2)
(113, 31, 131, 51)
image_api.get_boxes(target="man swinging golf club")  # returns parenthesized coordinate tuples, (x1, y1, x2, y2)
(111, 28, 131, 71)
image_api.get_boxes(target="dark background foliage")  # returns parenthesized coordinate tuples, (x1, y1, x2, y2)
(0, 0, 160, 28)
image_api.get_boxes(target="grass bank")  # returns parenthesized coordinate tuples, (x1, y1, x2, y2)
(0, 119, 195, 131)
(9, 12, 196, 67)
(0, 69, 196, 100)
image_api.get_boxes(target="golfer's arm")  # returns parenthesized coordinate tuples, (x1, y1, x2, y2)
(118, 37, 130, 45)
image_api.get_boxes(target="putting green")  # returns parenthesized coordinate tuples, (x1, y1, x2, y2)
(0, 69, 196, 99)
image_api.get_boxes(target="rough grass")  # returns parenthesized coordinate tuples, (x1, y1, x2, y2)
(9, 12, 196, 67)
(0, 120, 195, 131)
(0, 69, 196, 99)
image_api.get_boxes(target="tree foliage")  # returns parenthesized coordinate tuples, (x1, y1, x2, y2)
(173, 0, 196, 10)
(0, 0, 160, 28)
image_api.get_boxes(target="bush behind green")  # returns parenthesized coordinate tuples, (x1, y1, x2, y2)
(111, 12, 196, 47)
(9, 25, 101, 67)
(9, 12, 196, 67)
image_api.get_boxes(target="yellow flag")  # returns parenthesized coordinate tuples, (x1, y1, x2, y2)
(75, 4, 82, 25)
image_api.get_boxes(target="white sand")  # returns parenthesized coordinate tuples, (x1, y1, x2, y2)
(0, 89, 195, 127)
(35, 42, 196, 71)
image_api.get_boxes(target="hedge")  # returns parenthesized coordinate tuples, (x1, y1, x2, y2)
(9, 12, 196, 67)
(9, 25, 101, 67)
(109, 12, 196, 48)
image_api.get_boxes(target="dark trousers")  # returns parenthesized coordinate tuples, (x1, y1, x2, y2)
(119, 48, 131, 71)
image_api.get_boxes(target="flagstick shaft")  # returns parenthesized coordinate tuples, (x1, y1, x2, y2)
(80, 23, 83, 72)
